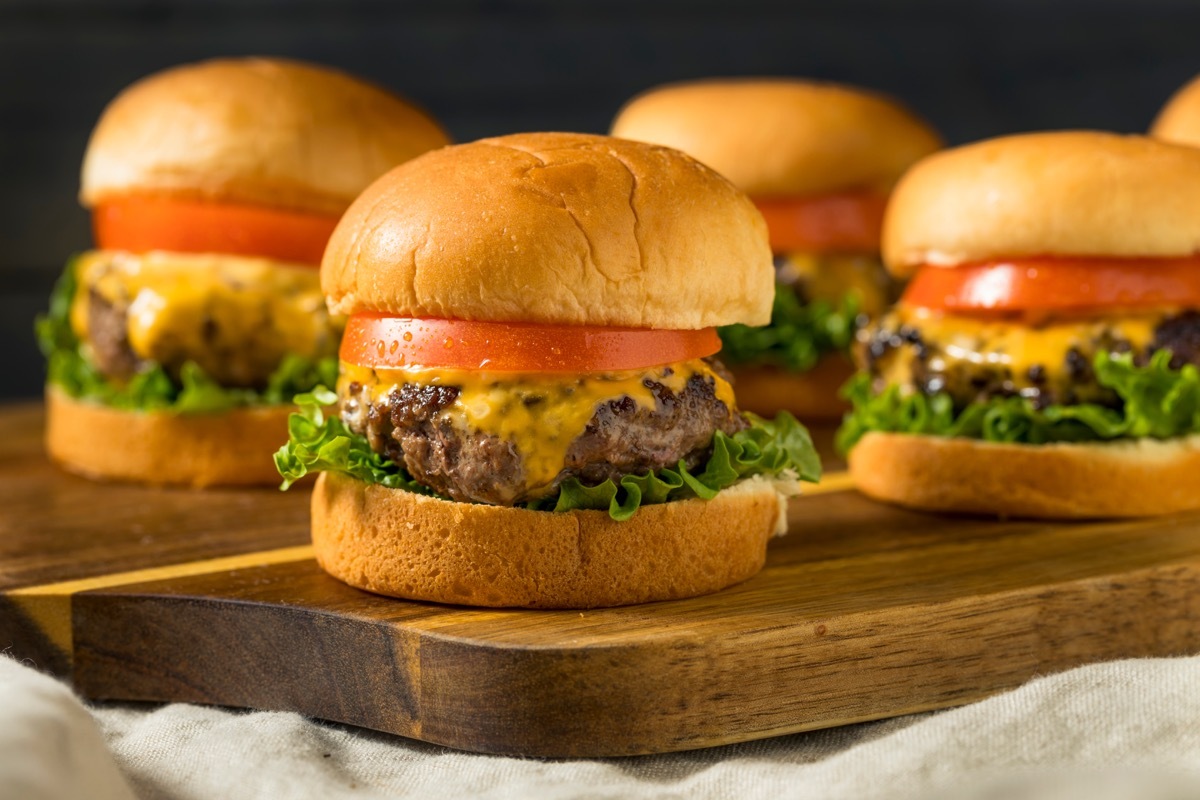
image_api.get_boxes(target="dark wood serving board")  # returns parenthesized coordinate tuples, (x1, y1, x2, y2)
(3, 402, 1199, 757)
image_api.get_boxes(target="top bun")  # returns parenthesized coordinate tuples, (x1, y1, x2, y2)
(80, 58, 450, 216)
(1151, 74, 1200, 147)
(610, 79, 941, 198)
(321, 132, 774, 329)
(883, 131, 1200, 277)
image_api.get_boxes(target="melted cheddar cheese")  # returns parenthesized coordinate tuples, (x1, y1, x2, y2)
(899, 305, 1157, 374)
(777, 252, 892, 316)
(340, 359, 736, 498)
(863, 304, 1167, 407)
(71, 250, 341, 386)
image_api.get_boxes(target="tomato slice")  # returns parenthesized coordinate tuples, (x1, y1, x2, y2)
(93, 195, 341, 266)
(340, 315, 722, 372)
(903, 257, 1200, 314)
(753, 191, 887, 254)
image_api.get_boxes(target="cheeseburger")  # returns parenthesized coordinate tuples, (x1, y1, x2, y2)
(37, 58, 449, 486)
(275, 132, 821, 608)
(611, 79, 941, 418)
(840, 131, 1200, 518)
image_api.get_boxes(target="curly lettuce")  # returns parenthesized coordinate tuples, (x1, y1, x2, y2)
(35, 257, 337, 413)
(837, 350, 1200, 453)
(275, 389, 822, 520)
(718, 287, 860, 373)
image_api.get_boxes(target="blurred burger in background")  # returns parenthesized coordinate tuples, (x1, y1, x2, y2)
(1151, 74, 1200, 145)
(840, 132, 1200, 518)
(36, 57, 450, 487)
(611, 79, 941, 419)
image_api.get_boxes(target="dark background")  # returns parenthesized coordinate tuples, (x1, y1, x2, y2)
(4, 0, 1198, 400)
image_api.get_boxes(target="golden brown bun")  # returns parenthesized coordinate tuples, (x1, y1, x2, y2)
(80, 57, 450, 216)
(883, 131, 1200, 277)
(610, 79, 942, 198)
(1151, 74, 1200, 147)
(311, 471, 793, 608)
(849, 431, 1200, 518)
(46, 387, 291, 488)
(322, 132, 774, 328)
(730, 356, 853, 420)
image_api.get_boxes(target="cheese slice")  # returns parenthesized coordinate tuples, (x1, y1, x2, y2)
(341, 359, 736, 498)
(71, 249, 339, 385)
(875, 305, 1163, 391)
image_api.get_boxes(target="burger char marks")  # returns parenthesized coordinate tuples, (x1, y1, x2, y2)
(340, 361, 746, 507)
(562, 370, 747, 488)
(1153, 311, 1200, 368)
(860, 309, 1200, 409)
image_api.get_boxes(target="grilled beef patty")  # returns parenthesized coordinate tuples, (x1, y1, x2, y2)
(860, 310, 1200, 409)
(340, 361, 746, 506)
(75, 251, 340, 388)
(84, 290, 303, 387)
(86, 289, 143, 380)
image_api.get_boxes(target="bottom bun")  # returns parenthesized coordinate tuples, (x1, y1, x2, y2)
(46, 387, 292, 488)
(311, 471, 791, 608)
(730, 356, 854, 420)
(850, 431, 1200, 518)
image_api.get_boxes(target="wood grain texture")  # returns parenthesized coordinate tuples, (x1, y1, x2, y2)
(5, 403, 1200, 756)
(0, 405, 311, 591)
(0, 403, 311, 672)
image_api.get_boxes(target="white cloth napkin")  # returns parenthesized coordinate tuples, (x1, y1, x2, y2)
(0, 656, 136, 800)
(3, 654, 1200, 800)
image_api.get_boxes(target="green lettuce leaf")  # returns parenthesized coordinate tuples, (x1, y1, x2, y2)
(275, 391, 822, 520)
(837, 350, 1200, 453)
(273, 388, 434, 492)
(718, 286, 859, 373)
(36, 257, 338, 413)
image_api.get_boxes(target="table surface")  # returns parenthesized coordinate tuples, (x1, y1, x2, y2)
(4, 402, 1199, 756)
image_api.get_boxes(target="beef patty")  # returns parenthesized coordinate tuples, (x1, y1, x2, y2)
(860, 309, 1200, 409)
(340, 361, 747, 506)
(87, 288, 143, 380)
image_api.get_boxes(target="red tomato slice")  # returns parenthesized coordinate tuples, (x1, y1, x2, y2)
(93, 195, 341, 266)
(754, 191, 887, 254)
(903, 257, 1200, 314)
(340, 315, 722, 372)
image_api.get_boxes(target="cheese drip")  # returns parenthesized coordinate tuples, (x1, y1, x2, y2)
(70, 250, 340, 386)
(340, 359, 737, 498)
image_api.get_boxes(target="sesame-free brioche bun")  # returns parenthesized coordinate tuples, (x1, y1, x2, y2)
(80, 57, 450, 216)
(321, 132, 774, 329)
(311, 471, 791, 608)
(610, 79, 942, 198)
(45, 387, 292, 487)
(849, 431, 1200, 518)
(883, 131, 1200, 278)
(730, 356, 853, 420)
(1150, 74, 1200, 147)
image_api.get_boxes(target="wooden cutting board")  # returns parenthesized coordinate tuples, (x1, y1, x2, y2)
(4, 402, 1200, 757)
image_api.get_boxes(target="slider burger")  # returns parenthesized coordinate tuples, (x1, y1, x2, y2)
(611, 79, 941, 418)
(37, 58, 449, 486)
(839, 132, 1200, 518)
(275, 132, 821, 608)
